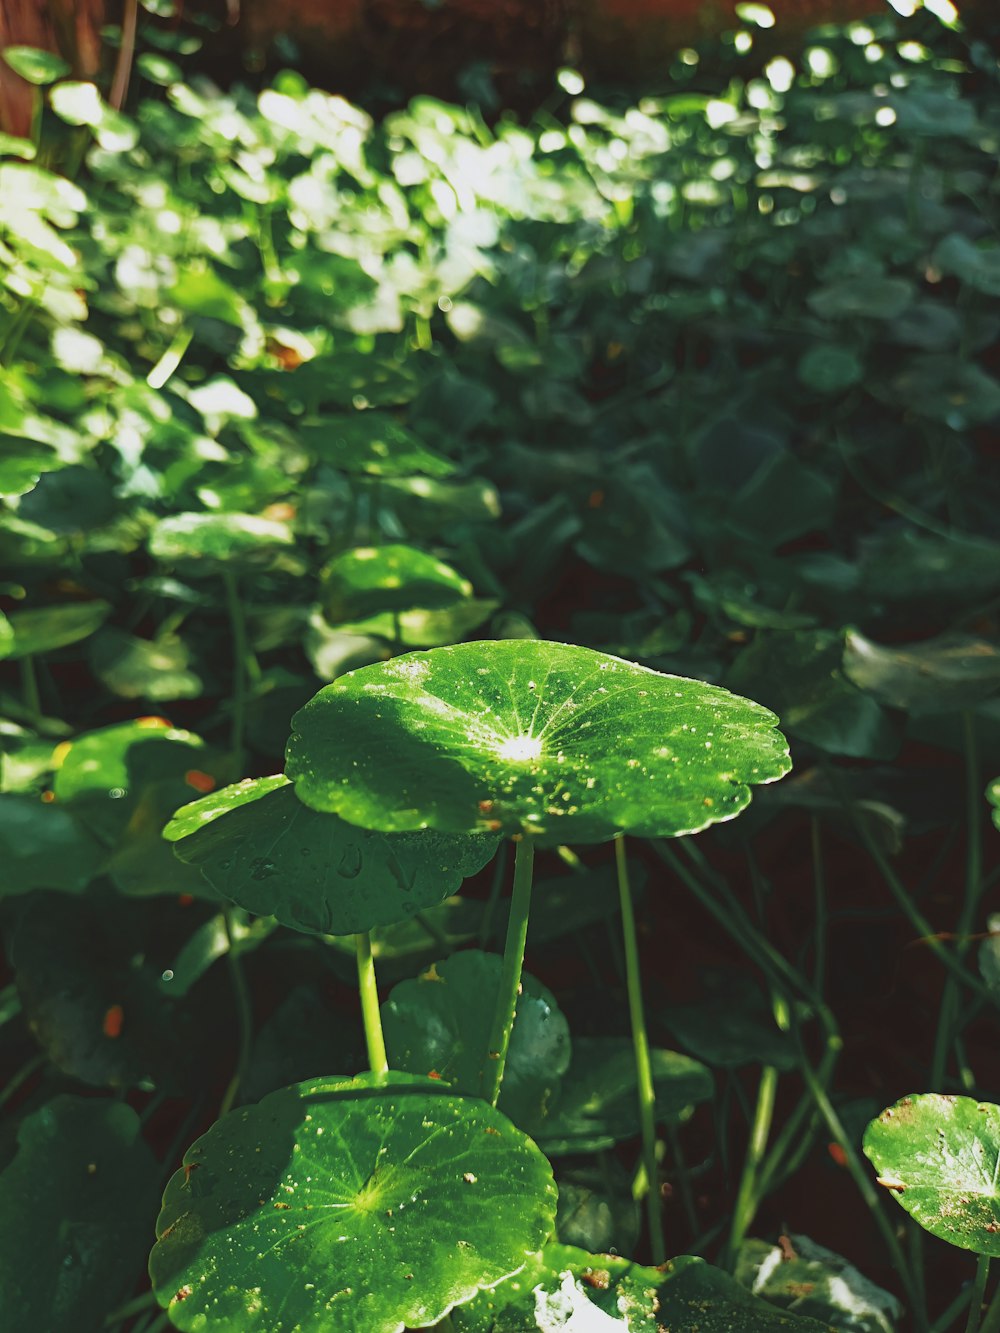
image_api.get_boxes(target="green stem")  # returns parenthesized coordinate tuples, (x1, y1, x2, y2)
(483, 836, 535, 1108)
(477, 841, 508, 949)
(827, 772, 991, 1003)
(147, 327, 193, 390)
(979, 1287, 1000, 1333)
(222, 570, 259, 766)
(966, 1257, 992, 1333)
(932, 712, 983, 1089)
(726, 1064, 778, 1268)
(356, 932, 388, 1078)
(104, 1290, 158, 1327)
(0, 1052, 44, 1111)
(219, 912, 253, 1117)
(799, 1060, 927, 1329)
(933, 1283, 974, 1333)
(616, 834, 666, 1265)
(20, 655, 41, 721)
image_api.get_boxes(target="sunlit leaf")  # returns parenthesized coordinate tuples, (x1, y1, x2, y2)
(150, 1073, 558, 1333)
(863, 1094, 1000, 1255)
(287, 640, 790, 845)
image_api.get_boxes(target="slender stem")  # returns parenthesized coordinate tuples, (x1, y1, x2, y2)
(966, 1257, 992, 1333)
(933, 1283, 974, 1333)
(726, 1064, 778, 1267)
(104, 1290, 158, 1327)
(222, 570, 260, 767)
(356, 932, 388, 1078)
(219, 912, 253, 1117)
(665, 1122, 700, 1244)
(616, 834, 666, 1265)
(811, 816, 827, 996)
(827, 772, 991, 1002)
(932, 713, 984, 1089)
(20, 655, 41, 720)
(109, 0, 139, 110)
(799, 1060, 926, 1328)
(482, 836, 534, 1107)
(0, 1052, 45, 1110)
(477, 841, 508, 949)
(147, 327, 193, 390)
(979, 1286, 1000, 1333)
(413, 911, 450, 953)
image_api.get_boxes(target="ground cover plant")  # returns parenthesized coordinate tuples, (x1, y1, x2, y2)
(1, 1, 1000, 1329)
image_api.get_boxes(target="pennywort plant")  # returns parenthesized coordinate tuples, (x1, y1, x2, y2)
(155, 639, 793, 1330)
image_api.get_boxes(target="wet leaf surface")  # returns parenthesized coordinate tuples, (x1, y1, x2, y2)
(166, 776, 497, 934)
(382, 949, 571, 1129)
(287, 640, 790, 844)
(150, 1072, 558, 1333)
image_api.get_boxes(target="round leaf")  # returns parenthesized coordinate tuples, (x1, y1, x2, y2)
(89, 627, 202, 700)
(539, 1037, 713, 1157)
(286, 640, 790, 845)
(165, 776, 498, 935)
(300, 413, 455, 477)
(148, 511, 293, 565)
(0, 1096, 160, 1333)
(863, 1094, 1000, 1255)
(382, 949, 571, 1128)
(0, 791, 103, 895)
(843, 630, 1000, 715)
(321, 544, 472, 622)
(3, 46, 70, 85)
(3, 599, 111, 659)
(149, 1073, 558, 1333)
(988, 779, 1000, 834)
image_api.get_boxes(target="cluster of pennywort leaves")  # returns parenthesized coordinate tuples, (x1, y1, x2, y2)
(2, 2, 1000, 1330)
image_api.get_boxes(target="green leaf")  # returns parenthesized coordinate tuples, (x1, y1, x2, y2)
(863, 1094, 1000, 1255)
(3, 46, 70, 85)
(382, 950, 571, 1128)
(843, 630, 1000, 715)
(539, 1037, 713, 1157)
(0, 1096, 160, 1333)
(88, 628, 202, 701)
(797, 345, 864, 394)
(0, 792, 103, 895)
(321, 544, 472, 622)
(934, 233, 1000, 298)
(286, 640, 790, 845)
(335, 598, 499, 650)
(735, 1234, 903, 1333)
(807, 277, 913, 321)
(728, 631, 899, 760)
(3, 600, 111, 659)
(149, 1073, 558, 1333)
(165, 776, 498, 935)
(662, 971, 798, 1071)
(555, 1159, 640, 1255)
(300, 413, 455, 477)
(148, 512, 293, 565)
(887, 356, 1000, 428)
(988, 779, 1000, 834)
(454, 1246, 829, 1332)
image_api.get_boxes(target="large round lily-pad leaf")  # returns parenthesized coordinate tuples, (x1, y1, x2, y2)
(863, 1094, 1000, 1255)
(286, 640, 790, 844)
(149, 1072, 558, 1333)
(382, 949, 571, 1129)
(321, 544, 471, 623)
(165, 776, 497, 935)
(0, 1096, 161, 1333)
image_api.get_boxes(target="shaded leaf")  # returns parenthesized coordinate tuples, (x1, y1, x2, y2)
(165, 776, 497, 935)
(843, 630, 1000, 715)
(382, 949, 571, 1129)
(0, 1096, 160, 1333)
(321, 544, 471, 623)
